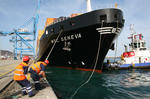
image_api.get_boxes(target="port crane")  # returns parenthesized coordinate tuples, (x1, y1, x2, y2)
(0, 0, 40, 60)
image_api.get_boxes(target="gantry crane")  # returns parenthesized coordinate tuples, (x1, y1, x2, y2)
(0, 0, 40, 60)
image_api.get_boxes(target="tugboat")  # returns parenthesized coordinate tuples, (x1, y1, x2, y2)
(36, 0, 125, 73)
(118, 25, 150, 69)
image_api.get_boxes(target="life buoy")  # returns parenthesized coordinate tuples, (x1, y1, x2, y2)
(128, 51, 135, 57)
(123, 52, 128, 57)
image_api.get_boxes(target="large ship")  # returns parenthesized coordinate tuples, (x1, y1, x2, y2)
(36, 1, 124, 73)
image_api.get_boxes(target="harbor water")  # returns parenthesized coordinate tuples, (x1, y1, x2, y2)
(46, 67, 150, 99)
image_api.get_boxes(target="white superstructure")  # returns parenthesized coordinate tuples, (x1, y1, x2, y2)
(120, 32, 150, 64)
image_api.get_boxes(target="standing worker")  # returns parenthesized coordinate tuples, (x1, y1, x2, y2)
(13, 56, 34, 97)
(29, 60, 49, 90)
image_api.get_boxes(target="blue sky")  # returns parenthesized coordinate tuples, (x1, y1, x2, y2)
(0, 0, 150, 57)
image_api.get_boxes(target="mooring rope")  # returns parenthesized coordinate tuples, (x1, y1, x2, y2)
(46, 29, 63, 60)
(0, 69, 15, 79)
(69, 21, 104, 99)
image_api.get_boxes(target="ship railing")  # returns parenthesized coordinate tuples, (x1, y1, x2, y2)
(51, 17, 70, 25)
(96, 27, 121, 35)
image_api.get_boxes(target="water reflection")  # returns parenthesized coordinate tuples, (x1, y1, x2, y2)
(101, 70, 150, 99)
(121, 70, 150, 87)
(46, 67, 150, 99)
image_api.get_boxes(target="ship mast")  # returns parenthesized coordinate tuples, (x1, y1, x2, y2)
(86, 0, 92, 12)
(129, 24, 136, 50)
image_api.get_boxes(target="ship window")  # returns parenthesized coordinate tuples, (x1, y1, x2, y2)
(100, 15, 107, 22)
(131, 43, 133, 47)
(142, 42, 145, 47)
(138, 43, 140, 48)
(134, 43, 137, 48)
(140, 48, 146, 50)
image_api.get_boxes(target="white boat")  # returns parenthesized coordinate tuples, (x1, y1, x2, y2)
(118, 27, 150, 69)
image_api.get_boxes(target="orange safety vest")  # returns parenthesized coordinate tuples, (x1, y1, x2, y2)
(31, 61, 47, 74)
(13, 62, 28, 81)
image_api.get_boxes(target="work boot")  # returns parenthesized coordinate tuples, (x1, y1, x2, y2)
(28, 92, 35, 97)
(21, 87, 27, 96)
(28, 93, 35, 97)
(22, 91, 27, 96)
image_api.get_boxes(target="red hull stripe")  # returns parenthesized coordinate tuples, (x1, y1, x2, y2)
(54, 66, 102, 73)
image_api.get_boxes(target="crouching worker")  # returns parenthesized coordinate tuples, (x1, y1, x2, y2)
(29, 60, 49, 90)
(13, 56, 34, 97)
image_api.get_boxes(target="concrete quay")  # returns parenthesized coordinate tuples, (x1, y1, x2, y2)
(18, 81, 58, 99)
(0, 60, 57, 99)
(0, 60, 22, 92)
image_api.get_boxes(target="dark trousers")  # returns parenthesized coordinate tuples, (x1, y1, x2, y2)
(29, 70, 42, 90)
(16, 79, 33, 96)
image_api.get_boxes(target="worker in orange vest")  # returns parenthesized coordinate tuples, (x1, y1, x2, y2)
(29, 60, 49, 90)
(13, 56, 34, 97)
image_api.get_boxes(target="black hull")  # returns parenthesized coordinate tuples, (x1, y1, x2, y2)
(37, 8, 124, 72)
